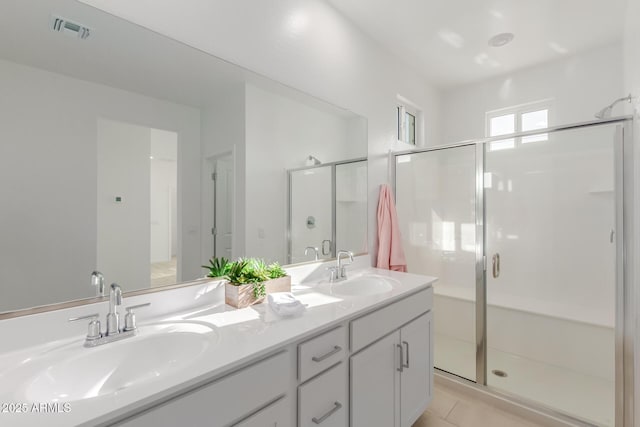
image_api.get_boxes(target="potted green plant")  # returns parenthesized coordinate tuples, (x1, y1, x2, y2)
(224, 258, 290, 308)
(201, 256, 231, 278)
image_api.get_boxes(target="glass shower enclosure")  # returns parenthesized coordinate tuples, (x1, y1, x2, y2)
(395, 119, 631, 426)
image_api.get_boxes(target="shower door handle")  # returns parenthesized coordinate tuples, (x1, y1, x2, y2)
(492, 253, 500, 278)
(321, 239, 332, 256)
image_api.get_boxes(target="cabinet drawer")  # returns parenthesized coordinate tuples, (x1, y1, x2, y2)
(116, 351, 290, 427)
(298, 326, 347, 382)
(233, 395, 291, 427)
(298, 363, 348, 427)
(350, 287, 432, 353)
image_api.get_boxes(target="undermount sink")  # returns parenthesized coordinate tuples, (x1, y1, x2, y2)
(7, 322, 216, 403)
(324, 273, 396, 296)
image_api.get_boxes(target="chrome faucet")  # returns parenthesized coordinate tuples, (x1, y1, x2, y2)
(91, 271, 105, 297)
(106, 283, 122, 336)
(305, 246, 319, 261)
(69, 283, 150, 348)
(337, 250, 354, 279)
(327, 250, 354, 282)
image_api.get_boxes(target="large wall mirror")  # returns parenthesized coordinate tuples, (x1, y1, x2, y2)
(0, 0, 368, 314)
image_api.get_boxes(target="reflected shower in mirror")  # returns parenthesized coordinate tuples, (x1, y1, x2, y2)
(288, 159, 367, 264)
(0, 0, 368, 314)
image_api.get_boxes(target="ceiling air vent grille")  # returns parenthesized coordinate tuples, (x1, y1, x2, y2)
(50, 16, 91, 40)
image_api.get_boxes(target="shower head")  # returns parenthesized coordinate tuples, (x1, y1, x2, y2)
(306, 155, 321, 166)
(594, 106, 613, 120)
(595, 94, 633, 119)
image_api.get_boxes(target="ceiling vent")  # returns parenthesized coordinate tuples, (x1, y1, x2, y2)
(51, 16, 91, 40)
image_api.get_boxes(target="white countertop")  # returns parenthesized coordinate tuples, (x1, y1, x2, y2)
(0, 265, 435, 427)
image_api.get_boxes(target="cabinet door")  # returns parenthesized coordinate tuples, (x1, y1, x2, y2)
(350, 332, 400, 427)
(233, 396, 291, 427)
(400, 312, 433, 427)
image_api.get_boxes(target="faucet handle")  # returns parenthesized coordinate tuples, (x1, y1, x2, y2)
(68, 313, 99, 322)
(326, 266, 340, 282)
(68, 313, 101, 340)
(124, 303, 151, 332)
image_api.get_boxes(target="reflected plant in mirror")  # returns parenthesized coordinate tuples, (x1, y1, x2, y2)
(0, 0, 367, 315)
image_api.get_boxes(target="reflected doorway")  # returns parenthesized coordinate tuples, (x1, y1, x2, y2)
(96, 119, 178, 289)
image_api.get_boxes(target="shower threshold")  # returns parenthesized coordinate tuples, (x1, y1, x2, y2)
(435, 333, 614, 426)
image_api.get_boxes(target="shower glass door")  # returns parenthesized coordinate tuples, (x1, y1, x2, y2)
(395, 146, 478, 381)
(484, 124, 618, 426)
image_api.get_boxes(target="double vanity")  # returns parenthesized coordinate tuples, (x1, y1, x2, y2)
(0, 260, 435, 427)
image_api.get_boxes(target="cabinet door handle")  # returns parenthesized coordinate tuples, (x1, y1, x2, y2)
(397, 344, 404, 372)
(311, 345, 342, 362)
(402, 341, 410, 368)
(312, 401, 342, 424)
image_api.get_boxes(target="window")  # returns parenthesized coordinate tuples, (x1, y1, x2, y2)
(397, 102, 419, 145)
(486, 100, 551, 150)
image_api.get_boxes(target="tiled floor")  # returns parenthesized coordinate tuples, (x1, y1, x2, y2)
(413, 383, 549, 427)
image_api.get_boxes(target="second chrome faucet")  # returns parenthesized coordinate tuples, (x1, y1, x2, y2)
(327, 250, 354, 282)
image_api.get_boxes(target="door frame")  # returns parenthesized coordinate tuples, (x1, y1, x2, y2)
(207, 151, 234, 259)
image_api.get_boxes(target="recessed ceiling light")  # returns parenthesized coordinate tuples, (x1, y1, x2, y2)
(488, 32, 514, 47)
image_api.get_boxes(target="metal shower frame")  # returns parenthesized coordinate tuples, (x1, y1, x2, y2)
(392, 116, 634, 427)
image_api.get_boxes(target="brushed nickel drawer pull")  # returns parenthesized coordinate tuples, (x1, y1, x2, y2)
(312, 402, 342, 424)
(402, 341, 410, 368)
(397, 344, 404, 372)
(312, 345, 341, 362)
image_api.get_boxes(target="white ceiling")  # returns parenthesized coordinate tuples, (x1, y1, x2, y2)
(0, 0, 357, 117)
(325, 0, 627, 88)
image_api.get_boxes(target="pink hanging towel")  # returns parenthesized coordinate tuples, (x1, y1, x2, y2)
(376, 184, 407, 272)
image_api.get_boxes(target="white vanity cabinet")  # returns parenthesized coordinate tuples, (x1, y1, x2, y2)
(109, 284, 433, 427)
(115, 351, 292, 427)
(350, 288, 434, 427)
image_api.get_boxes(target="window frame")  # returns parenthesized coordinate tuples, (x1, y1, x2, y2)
(397, 97, 421, 146)
(485, 99, 554, 150)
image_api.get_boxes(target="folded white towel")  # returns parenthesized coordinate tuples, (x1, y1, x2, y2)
(268, 292, 306, 317)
